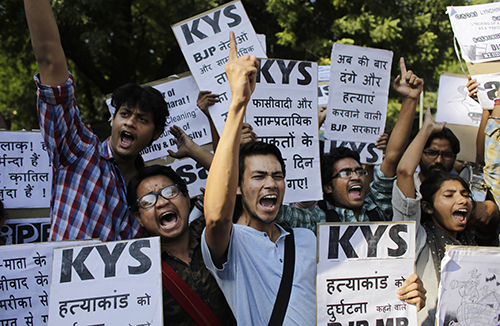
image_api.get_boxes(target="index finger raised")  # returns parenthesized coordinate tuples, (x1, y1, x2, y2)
(228, 31, 238, 61)
(399, 57, 407, 80)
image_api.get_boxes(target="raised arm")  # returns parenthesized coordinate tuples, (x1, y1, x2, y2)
(396, 110, 445, 198)
(203, 32, 258, 267)
(380, 58, 423, 178)
(168, 125, 213, 170)
(24, 0, 68, 86)
(197, 91, 221, 150)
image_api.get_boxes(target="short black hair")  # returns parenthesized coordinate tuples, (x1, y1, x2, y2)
(238, 141, 286, 185)
(127, 165, 188, 214)
(111, 84, 169, 135)
(424, 127, 460, 155)
(321, 146, 361, 187)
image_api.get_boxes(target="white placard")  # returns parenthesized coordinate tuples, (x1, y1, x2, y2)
(318, 65, 331, 82)
(1, 217, 50, 244)
(323, 139, 384, 165)
(107, 76, 213, 162)
(0, 239, 100, 326)
(325, 44, 393, 165)
(246, 58, 322, 204)
(0, 131, 52, 208)
(447, 3, 500, 63)
(317, 222, 417, 326)
(436, 74, 483, 127)
(48, 237, 162, 326)
(474, 72, 500, 110)
(172, 0, 267, 135)
(167, 156, 210, 197)
(436, 246, 500, 326)
(318, 81, 330, 107)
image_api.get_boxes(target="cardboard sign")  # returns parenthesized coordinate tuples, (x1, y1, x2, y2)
(246, 58, 323, 203)
(317, 222, 418, 326)
(0, 217, 50, 245)
(171, 0, 267, 135)
(48, 237, 162, 326)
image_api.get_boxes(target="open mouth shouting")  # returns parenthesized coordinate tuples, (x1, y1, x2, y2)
(348, 183, 363, 200)
(159, 211, 179, 231)
(259, 194, 278, 212)
(452, 208, 469, 225)
(120, 130, 135, 148)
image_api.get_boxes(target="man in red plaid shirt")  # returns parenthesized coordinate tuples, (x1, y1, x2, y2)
(25, 0, 168, 241)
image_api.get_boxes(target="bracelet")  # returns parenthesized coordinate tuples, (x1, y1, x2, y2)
(488, 116, 500, 120)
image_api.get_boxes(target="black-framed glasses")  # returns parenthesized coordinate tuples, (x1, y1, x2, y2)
(331, 168, 368, 180)
(137, 184, 180, 209)
(423, 150, 456, 161)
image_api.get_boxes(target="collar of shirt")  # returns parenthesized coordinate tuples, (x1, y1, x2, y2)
(101, 137, 145, 170)
(326, 196, 378, 223)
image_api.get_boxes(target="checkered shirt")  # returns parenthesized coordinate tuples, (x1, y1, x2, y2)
(484, 119, 500, 206)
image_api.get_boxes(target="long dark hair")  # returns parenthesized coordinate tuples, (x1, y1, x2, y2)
(420, 171, 474, 222)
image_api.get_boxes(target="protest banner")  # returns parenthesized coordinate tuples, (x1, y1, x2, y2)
(106, 75, 213, 162)
(436, 73, 482, 127)
(0, 131, 52, 209)
(325, 44, 393, 165)
(471, 72, 500, 110)
(0, 239, 100, 326)
(435, 246, 500, 326)
(447, 2, 500, 64)
(245, 58, 322, 203)
(167, 156, 210, 197)
(0, 217, 50, 245)
(317, 222, 417, 326)
(48, 237, 162, 326)
(171, 0, 267, 135)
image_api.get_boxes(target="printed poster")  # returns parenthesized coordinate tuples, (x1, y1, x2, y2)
(172, 0, 267, 135)
(246, 58, 322, 203)
(48, 237, 162, 326)
(317, 222, 418, 326)
(0, 131, 52, 209)
(0, 239, 100, 326)
(448, 2, 500, 63)
(0, 217, 51, 245)
(436, 246, 500, 326)
(473, 72, 500, 110)
(325, 44, 393, 165)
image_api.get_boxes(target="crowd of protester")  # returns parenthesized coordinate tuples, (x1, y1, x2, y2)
(2, 0, 499, 325)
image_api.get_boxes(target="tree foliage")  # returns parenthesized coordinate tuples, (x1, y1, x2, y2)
(0, 0, 486, 133)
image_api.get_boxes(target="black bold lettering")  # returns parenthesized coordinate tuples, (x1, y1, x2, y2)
(256, 59, 275, 84)
(396, 317, 408, 326)
(376, 318, 394, 326)
(95, 243, 127, 278)
(356, 321, 369, 326)
(297, 62, 312, 85)
(60, 247, 95, 283)
(276, 60, 297, 84)
(223, 4, 241, 27)
(388, 224, 408, 257)
(180, 19, 208, 45)
(128, 239, 152, 275)
(201, 10, 222, 35)
(328, 225, 359, 259)
(17, 224, 37, 243)
(196, 162, 208, 180)
(176, 164, 197, 185)
(366, 143, 379, 163)
(360, 225, 388, 257)
(485, 81, 500, 100)
(349, 141, 366, 154)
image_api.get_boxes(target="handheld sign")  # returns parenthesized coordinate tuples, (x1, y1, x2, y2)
(325, 44, 393, 165)
(0, 239, 100, 326)
(1, 217, 50, 244)
(317, 222, 418, 326)
(48, 237, 162, 326)
(0, 131, 52, 209)
(473, 72, 500, 110)
(246, 58, 323, 203)
(171, 0, 267, 135)
(447, 2, 500, 63)
(436, 246, 500, 326)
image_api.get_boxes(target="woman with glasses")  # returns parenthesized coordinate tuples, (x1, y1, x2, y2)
(392, 111, 476, 326)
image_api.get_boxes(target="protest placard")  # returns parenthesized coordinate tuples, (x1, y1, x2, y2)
(106, 75, 213, 162)
(436, 73, 483, 127)
(245, 58, 322, 203)
(0, 217, 50, 245)
(435, 246, 500, 326)
(317, 222, 417, 326)
(167, 156, 210, 197)
(471, 72, 500, 110)
(0, 131, 52, 209)
(0, 239, 100, 326)
(48, 237, 162, 326)
(171, 0, 267, 135)
(325, 44, 393, 165)
(447, 2, 500, 64)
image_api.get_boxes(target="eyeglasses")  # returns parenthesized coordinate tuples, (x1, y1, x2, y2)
(423, 150, 456, 161)
(331, 168, 368, 180)
(137, 184, 180, 209)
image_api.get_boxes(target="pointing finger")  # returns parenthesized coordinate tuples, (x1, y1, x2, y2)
(228, 31, 238, 62)
(399, 57, 407, 83)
